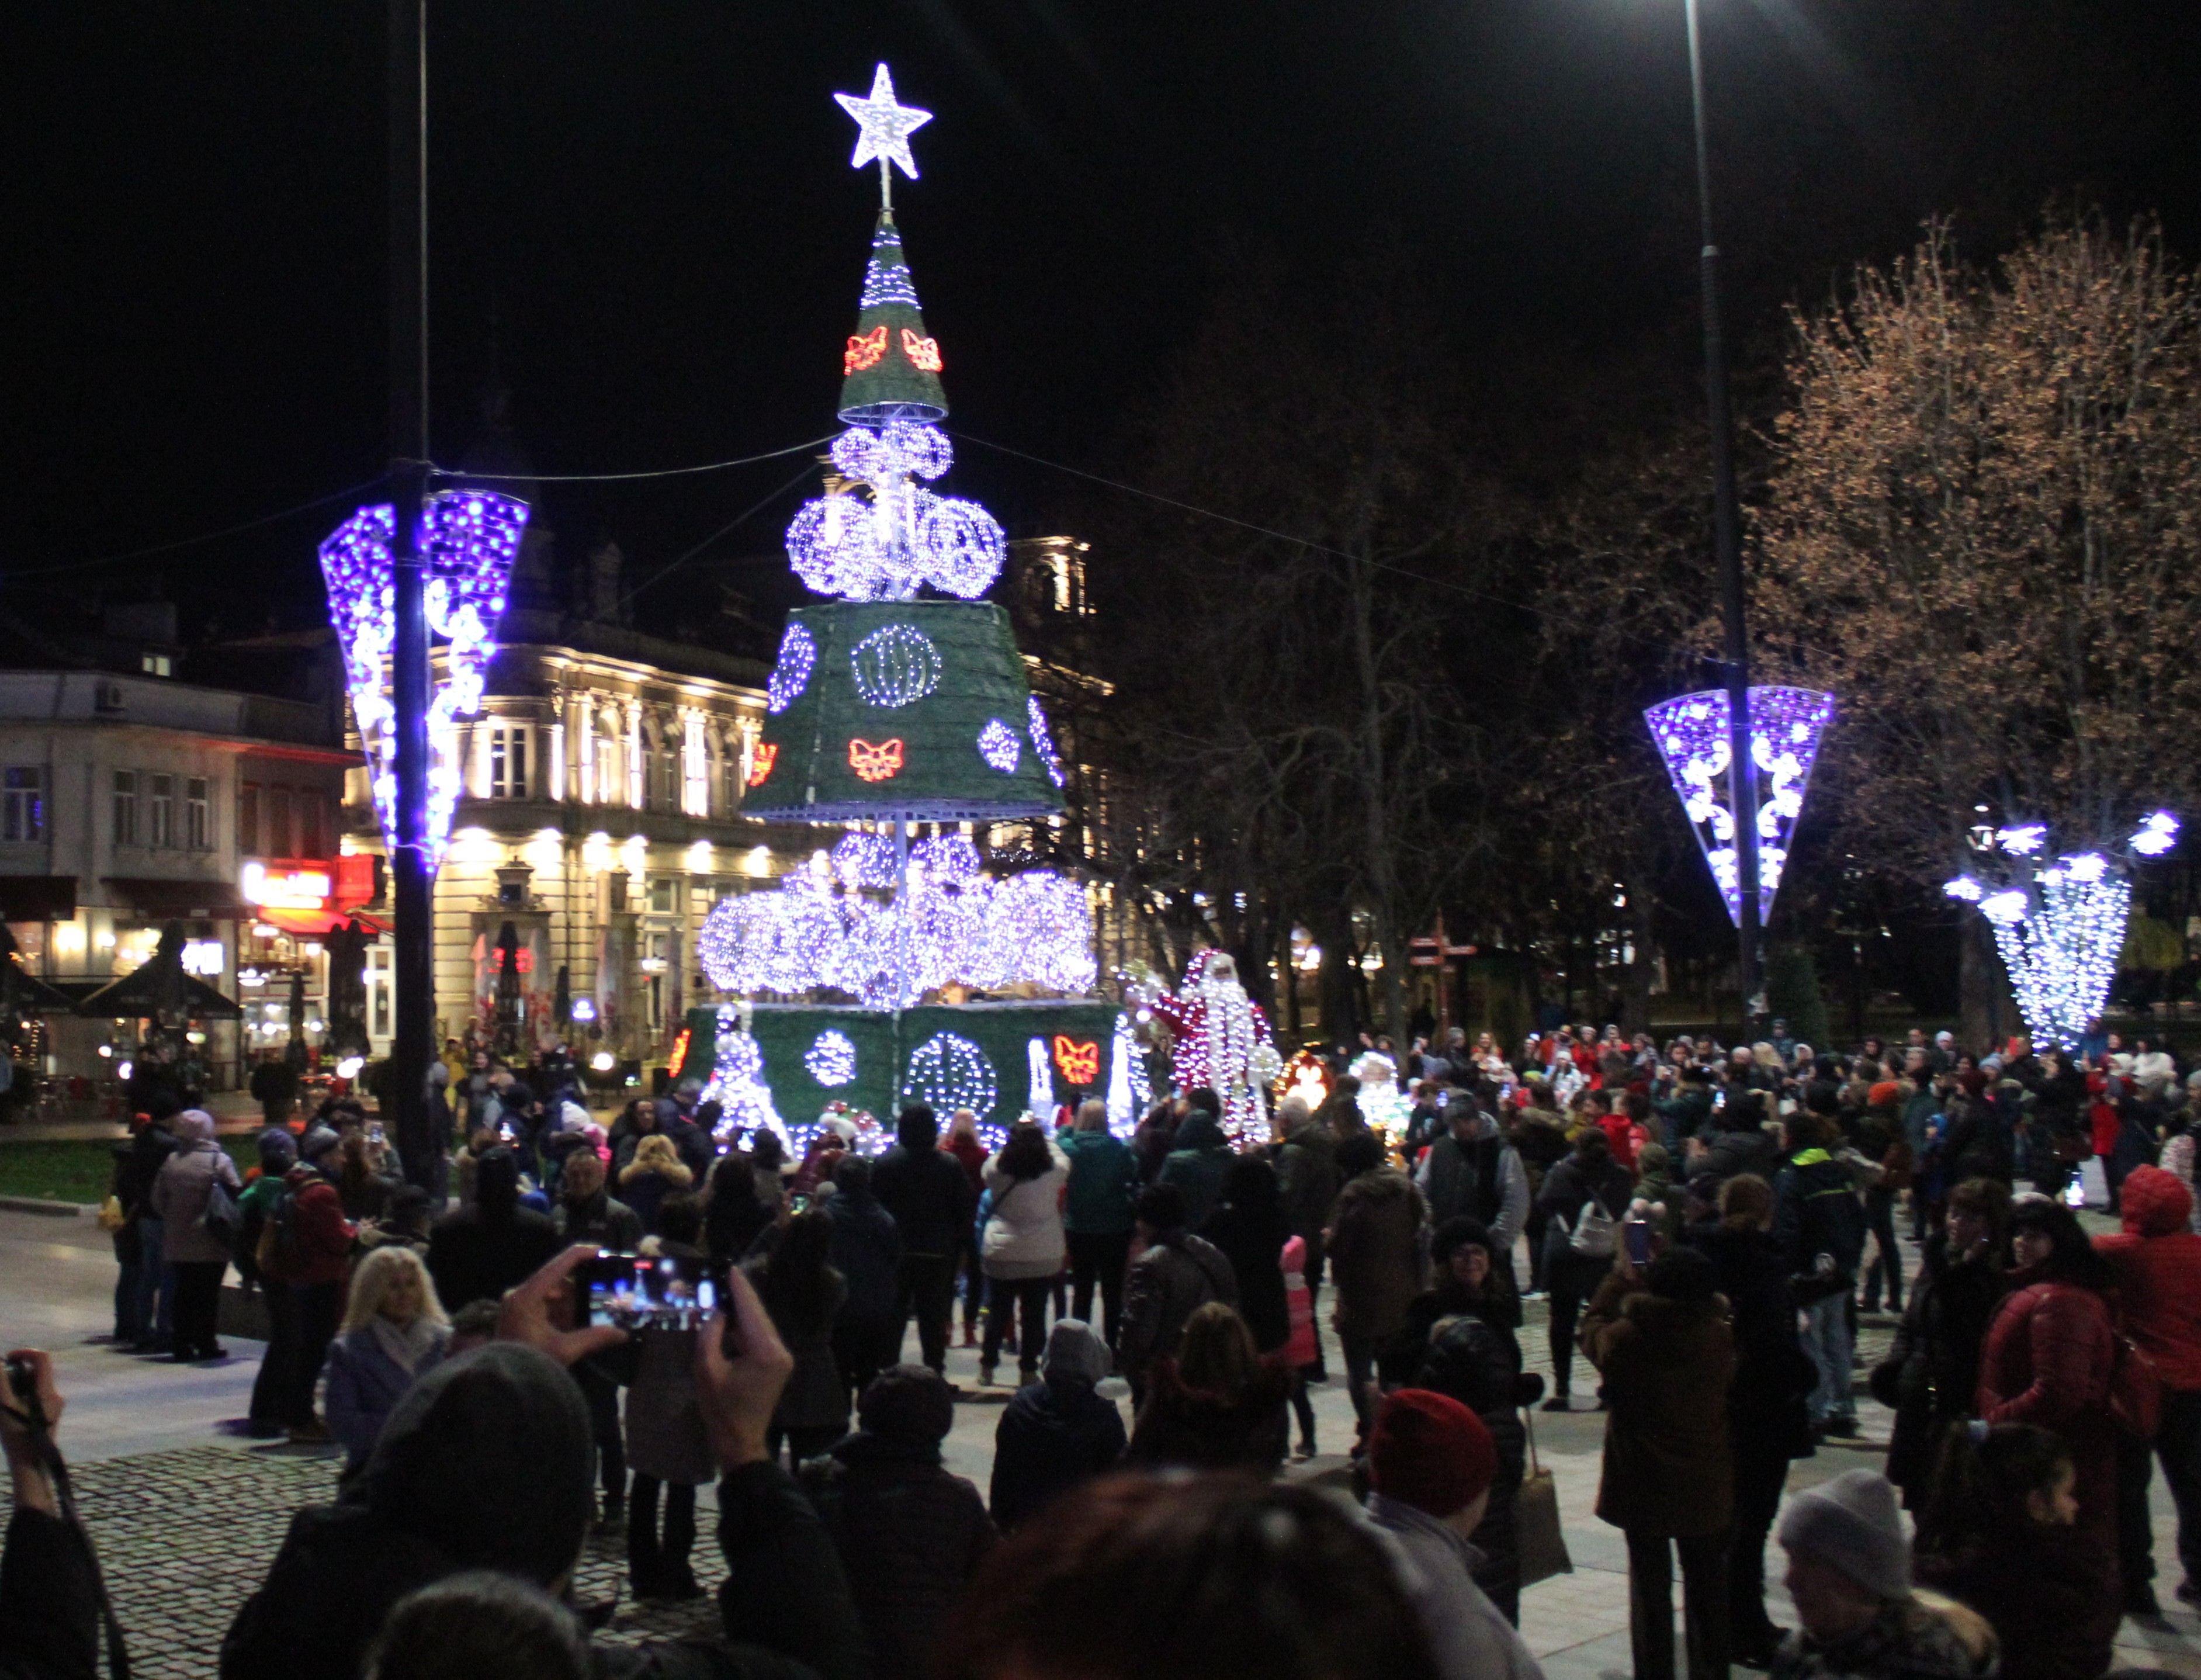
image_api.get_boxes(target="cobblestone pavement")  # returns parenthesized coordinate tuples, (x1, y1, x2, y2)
(70, 1445, 727, 1679)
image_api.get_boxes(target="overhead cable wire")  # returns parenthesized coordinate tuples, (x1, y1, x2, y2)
(8, 474, 391, 577)
(434, 433, 837, 485)
(614, 461, 824, 611)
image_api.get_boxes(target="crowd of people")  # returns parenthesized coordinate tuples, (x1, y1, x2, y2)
(12, 1014, 2201, 1680)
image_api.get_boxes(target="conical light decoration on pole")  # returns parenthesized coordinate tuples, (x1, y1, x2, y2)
(1644, 685, 1834, 929)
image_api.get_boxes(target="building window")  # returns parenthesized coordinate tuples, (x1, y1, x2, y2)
(185, 778, 209, 851)
(148, 774, 174, 848)
(721, 739, 743, 815)
(297, 791, 323, 860)
(112, 771, 137, 847)
(654, 740, 679, 812)
(268, 785, 293, 858)
(2, 769, 44, 843)
(489, 725, 531, 799)
(593, 731, 621, 808)
(140, 652, 172, 678)
(238, 783, 260, 855)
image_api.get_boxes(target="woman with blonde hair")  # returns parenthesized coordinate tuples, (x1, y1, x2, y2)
(619, 1132, 694, 1236)
(323, 1245, 450, 1476)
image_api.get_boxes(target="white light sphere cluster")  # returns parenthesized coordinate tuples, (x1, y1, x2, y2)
(787, 422, 1004, 601)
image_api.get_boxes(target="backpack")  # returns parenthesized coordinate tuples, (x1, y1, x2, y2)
(254, 1179, 301, 1280)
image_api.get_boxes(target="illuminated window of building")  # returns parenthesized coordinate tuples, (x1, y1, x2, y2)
(112, 770, 138, 847)
(2, 768, 44, 843)
(490, 725, 531, 799)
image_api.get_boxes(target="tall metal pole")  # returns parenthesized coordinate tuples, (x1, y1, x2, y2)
(1684, 0, 1763, 1034)
(388, 0, 436, 1186)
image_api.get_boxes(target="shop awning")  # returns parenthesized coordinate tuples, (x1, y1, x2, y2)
(0, 876, 77, 921)
(254, 907, 389, 938)
(5, 966, 82, 1015)
(102, 877, 253, 919)
(75, 970, 242, 1021)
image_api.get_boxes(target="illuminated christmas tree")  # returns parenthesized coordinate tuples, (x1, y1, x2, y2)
(684, 64, 1114, 1149)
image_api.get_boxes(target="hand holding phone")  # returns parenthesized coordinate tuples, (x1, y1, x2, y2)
(1624, 1215, 1652, 1267)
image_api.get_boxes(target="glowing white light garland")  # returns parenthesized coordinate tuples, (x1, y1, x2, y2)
(1026, 1037, 1053, 1120)
(1026, 696, 1067, 788)
(977, 718, 1021, 773)
(767, 624, 816, 713)
(701, 1005, 788, 1149)
(902, 1031, 997, 1128)
(805, 1029, 858, 1087)
(850, 622, 944, 707)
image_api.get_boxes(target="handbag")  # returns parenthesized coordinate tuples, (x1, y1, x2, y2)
(96, 1196, 127, 1232)
(200, 1174, 241, 1251)
(1515, 1404, 1572, 1585)
(1569, 1194, 1617, 1259)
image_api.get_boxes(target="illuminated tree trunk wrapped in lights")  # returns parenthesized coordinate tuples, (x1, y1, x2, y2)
(1943, 814, 2178, 1052)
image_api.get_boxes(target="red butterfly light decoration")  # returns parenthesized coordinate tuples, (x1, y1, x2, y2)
(900, 329, 942, 372)
(844, 325, 888, 375)
(848, 738, 904, 782)
(746, 743, 778, 787)
(1052, 1035, 1100, 1085)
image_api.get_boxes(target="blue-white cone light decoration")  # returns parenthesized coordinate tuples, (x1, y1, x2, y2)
(1644, 685, 1835, 929)
(1943, 812, 2179, 1052)
(319, 490, 530, 869)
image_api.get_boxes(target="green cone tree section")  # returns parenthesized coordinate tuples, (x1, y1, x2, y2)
(838, 213, 949, 424)
(745, 598, 1065, 822)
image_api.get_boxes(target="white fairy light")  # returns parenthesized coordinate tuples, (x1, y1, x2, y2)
(902, 1031, 997, 1135)
(1026, 696, 1067, 788)
(834, 63, 933, 183)
(766, 624, 816, 713)
(1026, 1037, 1053, 1120)
(978, 719, 1021, 773)
(850, 623, 944, 708)
(2131, 812, 2181, 857)
(1105, 1010, 1148, 1138)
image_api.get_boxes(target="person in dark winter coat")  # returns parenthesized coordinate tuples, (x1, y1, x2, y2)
(221, 1262, 873, 1680)
(1870, 1179, 2011, 1516)
(1684, 1092, 1780, 1191)
(424, 1148, 561, 1312)
(746, 1208, 851, 1466)
(1327, 1129, 1430, 1441)
(2092, 1162, 2201, 1613)
(1156, 1107, 1233, 1234)
(623, 1197, 718, 1602)
(1125, 1301, 1292, 1474)
(1580, 1246, 1736, 1680)
(1915, 1421, 2109, 1680)
(1058, 1099, 1138, 1346)
(1379, 1235, 1534, 1626)
(1974, 1198, 2121, 1639)
(1272, 1094, 1343, 1330)
(823, 1154, 903, 1404)
(1776, 1113, 1870, 1437)
(799, 1364, 995, 1679)
(703, 1145, 781, 1267)
(1118, 1182, 1238, 1397)
(989, 1319, 1128, 1532)
(1535, 1128, 1633, 1409)
(1201, 1154, 1294, 1357)
(1686, 1173, 1819, 1665)
(872, 1104, 975, 1374)
(549, 1151, 644, 1252)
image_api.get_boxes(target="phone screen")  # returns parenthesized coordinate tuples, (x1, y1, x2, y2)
(577, 1252, 721, 1332)
(1624, 1217, 1652, 1266)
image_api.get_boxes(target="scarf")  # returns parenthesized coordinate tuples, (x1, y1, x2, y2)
(372, 1312, 448, 1375)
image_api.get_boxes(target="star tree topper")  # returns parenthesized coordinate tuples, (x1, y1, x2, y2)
(834, 63, 933, 207)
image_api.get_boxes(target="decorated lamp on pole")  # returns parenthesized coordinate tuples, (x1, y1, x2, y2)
(1644, 685, 1835, 930)
(1943, 812, 2178, 1052)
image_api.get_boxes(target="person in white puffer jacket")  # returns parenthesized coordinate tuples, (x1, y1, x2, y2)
(979, 1120, 1069, 1387)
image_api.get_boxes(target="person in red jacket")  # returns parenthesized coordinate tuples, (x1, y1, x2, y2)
(261, 1153, 358, 1442)
(2095, 1163, 2201, 1611)
(1975, 1198, 2121, 1633)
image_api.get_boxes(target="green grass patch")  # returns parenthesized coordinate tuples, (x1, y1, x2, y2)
(0, 1137, 259, 1207)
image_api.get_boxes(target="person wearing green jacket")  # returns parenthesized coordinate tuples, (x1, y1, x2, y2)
(1059, 1099, 1138, 1347)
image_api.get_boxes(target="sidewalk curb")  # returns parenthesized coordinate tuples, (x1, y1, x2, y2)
(0, 1195, 95, 1218)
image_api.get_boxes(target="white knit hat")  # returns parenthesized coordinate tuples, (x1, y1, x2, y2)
(1777, 1469, 1912, 1602)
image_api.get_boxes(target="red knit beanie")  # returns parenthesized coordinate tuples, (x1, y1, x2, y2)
(1367, 1389, 1496, 1518)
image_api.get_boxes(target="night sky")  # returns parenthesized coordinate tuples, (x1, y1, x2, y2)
(5, 2, 2199, 643)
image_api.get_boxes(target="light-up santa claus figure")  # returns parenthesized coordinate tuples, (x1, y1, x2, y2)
(1147, 950, 1283, 1143)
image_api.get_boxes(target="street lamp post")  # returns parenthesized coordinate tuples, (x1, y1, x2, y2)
(1682, 0, 1764, 1033)
(387, 0, 435, 1186)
